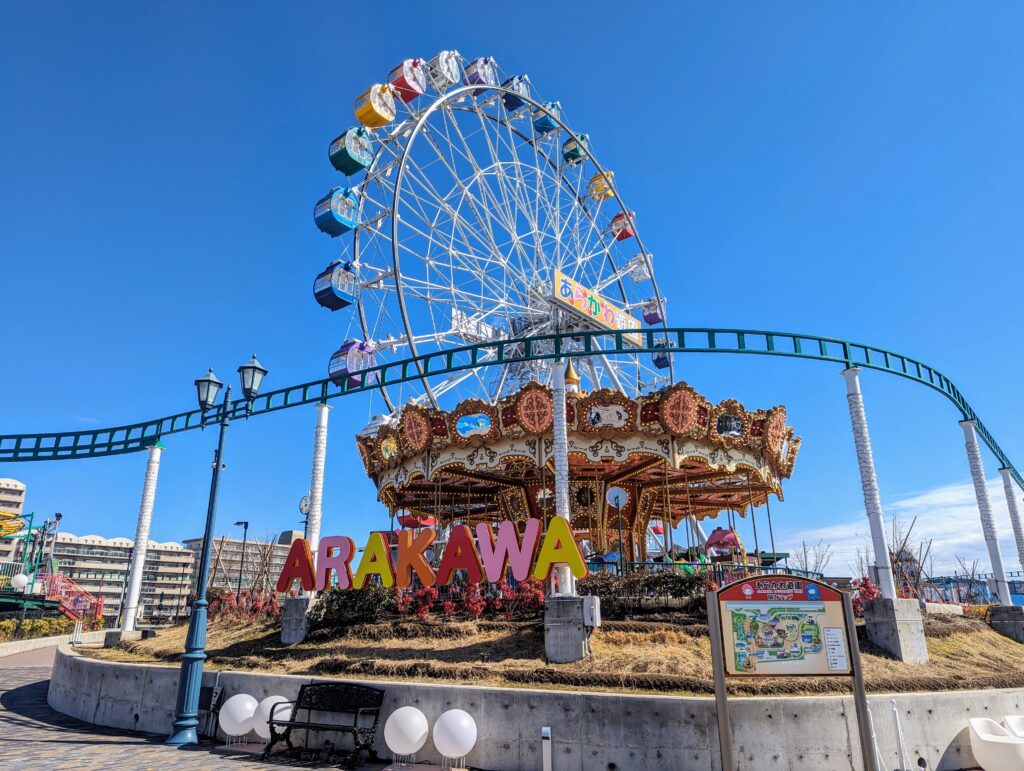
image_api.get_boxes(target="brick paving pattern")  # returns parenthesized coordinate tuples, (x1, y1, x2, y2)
(0, 661, 384, 770)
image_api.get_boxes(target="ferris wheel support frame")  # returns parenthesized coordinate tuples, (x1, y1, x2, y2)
(381, 84, 674, 407)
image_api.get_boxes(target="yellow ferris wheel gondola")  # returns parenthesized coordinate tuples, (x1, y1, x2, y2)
(587, 170, 615, 201)
(354, 84, 397, 129)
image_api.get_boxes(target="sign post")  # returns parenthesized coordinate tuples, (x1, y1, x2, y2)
(707, 575, 876, 771)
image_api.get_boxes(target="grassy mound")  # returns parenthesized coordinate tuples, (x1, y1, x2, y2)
(89, 613, 1024, 697)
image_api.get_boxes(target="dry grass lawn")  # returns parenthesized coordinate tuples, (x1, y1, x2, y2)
(87, 613, 1024, 697)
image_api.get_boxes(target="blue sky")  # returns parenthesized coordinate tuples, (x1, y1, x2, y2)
(2, 3, 1022, 575)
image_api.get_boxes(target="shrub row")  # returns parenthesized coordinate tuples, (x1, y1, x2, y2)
(0, 616, 76, 641)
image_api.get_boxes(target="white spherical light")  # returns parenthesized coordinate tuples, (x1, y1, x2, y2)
(251, 695, 290, 740)
(433, 708, 477, 759)
(384, 706, 429, 756)
(218, 693, 258, 737)
(10, 574, 28, 590)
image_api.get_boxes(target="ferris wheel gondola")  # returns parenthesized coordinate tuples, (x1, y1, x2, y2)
(309, 52, 674, 415)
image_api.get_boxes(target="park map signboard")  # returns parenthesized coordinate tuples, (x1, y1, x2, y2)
(707, 575, 874, 770)
(718, 576, 851, 677)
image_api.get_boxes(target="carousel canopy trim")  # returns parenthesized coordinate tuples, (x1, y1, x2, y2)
(355, 381, 800, 532)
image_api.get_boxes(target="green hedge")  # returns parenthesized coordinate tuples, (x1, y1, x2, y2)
(0, 616, 76, 642)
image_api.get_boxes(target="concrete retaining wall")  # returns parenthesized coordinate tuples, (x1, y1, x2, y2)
(48, 646, 1021, 770)
(0, 629, 120, 658)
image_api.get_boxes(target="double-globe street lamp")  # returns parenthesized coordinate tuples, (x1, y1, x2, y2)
(166, 354, 267, 746)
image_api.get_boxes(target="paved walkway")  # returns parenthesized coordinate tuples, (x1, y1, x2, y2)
(0, 646, 58, 668)
(0, 650, 385, 770)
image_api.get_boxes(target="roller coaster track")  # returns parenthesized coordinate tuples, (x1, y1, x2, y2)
(1, 327, 1020, 488)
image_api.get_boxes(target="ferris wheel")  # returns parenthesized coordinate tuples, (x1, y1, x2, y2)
(311, 52, 674, 414)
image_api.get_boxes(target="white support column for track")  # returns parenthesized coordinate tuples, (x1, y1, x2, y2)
(998, 468, 1024, 573)
(121, 443, 163, 635)
(842, 367, 898, 600)
(551, 360, 575, 596)
(961, 420, 1012, 605)
(305, 402, 330, 557)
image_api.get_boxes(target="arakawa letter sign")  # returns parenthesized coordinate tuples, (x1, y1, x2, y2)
(717, 576, 852, 677)
(275, 517, 587, 593)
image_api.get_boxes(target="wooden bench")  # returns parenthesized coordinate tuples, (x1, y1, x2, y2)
(262, 682, 384, 766)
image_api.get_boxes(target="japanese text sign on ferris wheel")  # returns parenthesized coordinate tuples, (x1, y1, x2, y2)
(553, 271, 643, 346)
(716, 576, 852, 677)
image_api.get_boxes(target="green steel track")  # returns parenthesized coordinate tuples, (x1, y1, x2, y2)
(1, 327, 1019, 487)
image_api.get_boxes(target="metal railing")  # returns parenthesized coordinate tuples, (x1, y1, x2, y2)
(37, 573, 105, 621)
(587, 561, 825, 583)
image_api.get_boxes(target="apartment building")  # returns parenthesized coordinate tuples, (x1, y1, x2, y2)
(0, 478, 27, 518)
(184, 530, 301, 594)
(3, 532, 195, 625)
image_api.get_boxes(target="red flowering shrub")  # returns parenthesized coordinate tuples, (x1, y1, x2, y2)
(440, 600, 457, 618)
(851, 576, 881, 617)
(463, 584, 486, 618)
(393, 586, 411, 614)
(411, 586, 438, 620)
(208, 589, 281, 624)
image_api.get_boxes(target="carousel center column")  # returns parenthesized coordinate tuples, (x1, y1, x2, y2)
(842, 367, 928, 663)
(543, 359, 599, 663)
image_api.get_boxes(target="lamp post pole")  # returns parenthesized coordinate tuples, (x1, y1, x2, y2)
(234, 520, 249, 602)
(167, 355, 266, 747)
(166, 385, 230, 746)
(616, 495, 625, 576)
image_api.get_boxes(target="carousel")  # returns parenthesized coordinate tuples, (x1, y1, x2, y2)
(356, 361, 801, 566)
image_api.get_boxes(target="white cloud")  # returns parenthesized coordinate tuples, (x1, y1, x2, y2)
(784, 478, 1024, 577)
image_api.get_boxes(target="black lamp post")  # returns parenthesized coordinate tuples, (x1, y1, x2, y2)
(234, 520, 249, 601)
(166, 355, 267, 747)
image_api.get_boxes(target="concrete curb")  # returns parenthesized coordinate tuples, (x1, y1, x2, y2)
(0, 629, 120, 658)
(46, 644, 1019, 770)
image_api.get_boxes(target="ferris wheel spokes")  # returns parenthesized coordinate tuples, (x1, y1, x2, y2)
(315, 53, 672, 411)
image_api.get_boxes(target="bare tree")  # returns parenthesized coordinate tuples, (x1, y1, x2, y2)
(847, 542, 873, 579)
(791, 539, 833, 575)
(955, 556, 984, 604)
(887, 516, 936, 600)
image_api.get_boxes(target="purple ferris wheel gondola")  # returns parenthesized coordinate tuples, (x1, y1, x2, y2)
(313, 260, 357, 311)
(642, 297, 666, 325)
(463, 56, 498, 95)
(329, 339, 378, 388)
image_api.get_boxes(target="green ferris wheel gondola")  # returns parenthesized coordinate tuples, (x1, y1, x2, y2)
(328, 127, 374, 176)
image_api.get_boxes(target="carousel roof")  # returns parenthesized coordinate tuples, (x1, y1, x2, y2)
(355, 379, 801, 527)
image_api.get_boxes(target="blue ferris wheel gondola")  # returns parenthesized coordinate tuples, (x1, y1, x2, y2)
(532, 101, 561, 136)
(329, 339, 378, 388)
(313, 260, 358, 311)
(652, 339, 672, 370)
(500, 75, 531, 111)
(328, 127, 374, 176)
(313, 186, 360, 237)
